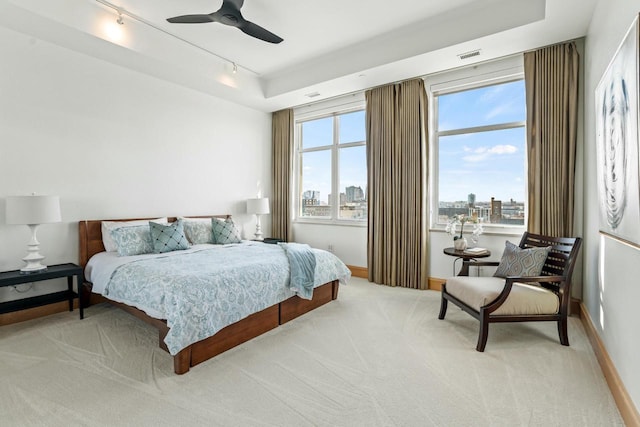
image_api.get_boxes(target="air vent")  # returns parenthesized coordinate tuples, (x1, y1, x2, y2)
(305, 91, 321, 98)
(458, 49, 481, 60)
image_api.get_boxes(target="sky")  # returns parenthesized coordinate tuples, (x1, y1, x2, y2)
(301, 111, 366, 204)
(438, 80, 526, 203)
(299, 79, 526, 205)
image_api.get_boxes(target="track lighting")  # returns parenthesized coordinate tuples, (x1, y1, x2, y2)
(95, 0, 257, 75)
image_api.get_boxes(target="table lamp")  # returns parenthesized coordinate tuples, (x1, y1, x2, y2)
(6, 194, 61, 273)
(246, 197, 270, 240)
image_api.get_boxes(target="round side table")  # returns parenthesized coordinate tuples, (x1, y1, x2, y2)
(443, 247, 491, 276)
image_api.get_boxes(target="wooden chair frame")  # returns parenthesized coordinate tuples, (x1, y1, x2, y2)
(438, 232, 582, 352)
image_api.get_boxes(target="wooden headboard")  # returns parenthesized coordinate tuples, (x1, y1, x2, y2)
(78, 215, 230, 267)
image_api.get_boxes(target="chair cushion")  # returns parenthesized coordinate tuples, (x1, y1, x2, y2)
(445, 276, 559, 315)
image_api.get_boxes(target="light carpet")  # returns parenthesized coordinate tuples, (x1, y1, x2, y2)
(0, 278, 622, 426)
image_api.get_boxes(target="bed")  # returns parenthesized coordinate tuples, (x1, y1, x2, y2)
(78, 215, 351, 374)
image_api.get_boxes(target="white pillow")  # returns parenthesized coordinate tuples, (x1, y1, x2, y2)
(101, 217, 168, 252)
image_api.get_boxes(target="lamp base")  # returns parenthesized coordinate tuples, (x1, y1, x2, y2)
(254, 215, 264, 241)
(21, 226, 48, 274)
(20, 265, 48, 274)
(20, 254, 48, 274)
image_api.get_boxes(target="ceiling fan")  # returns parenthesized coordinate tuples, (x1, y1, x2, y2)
(166, 0, 283, 44)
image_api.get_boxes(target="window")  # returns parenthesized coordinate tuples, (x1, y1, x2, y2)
(430, 60, 527, 228)
(295, 108, 367, 223)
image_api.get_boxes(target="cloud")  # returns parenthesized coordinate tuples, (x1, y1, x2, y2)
(462, 144, 517, 162)
(485, 104, 512, 119)
(488, 145, 517, 154)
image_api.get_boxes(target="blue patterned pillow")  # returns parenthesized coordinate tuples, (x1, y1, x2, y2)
(111, 225, 154, 257)
(181, 218, 214, 244)
(211, 217, 241, 244)
(150, 220, 190, 253)
(494, 240, 551, 278)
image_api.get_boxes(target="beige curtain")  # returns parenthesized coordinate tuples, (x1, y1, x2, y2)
(366, 79, 428, 289)
(524, 41, 579, 237)
(271, 109, 294, 241)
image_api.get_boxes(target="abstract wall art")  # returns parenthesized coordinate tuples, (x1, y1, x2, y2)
(595, 14, 640, 247)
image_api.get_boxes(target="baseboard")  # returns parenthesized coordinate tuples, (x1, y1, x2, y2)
(0, 300, 80, 326)
(579, 303, 640, 426)
(570, 297, 580, 317)
(428, 277, 445, 291)
(89, 294, 108, 305)
(350, 272, 441, 291)
(347, 265, 368, 279)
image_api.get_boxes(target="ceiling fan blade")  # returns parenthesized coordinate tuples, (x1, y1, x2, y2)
(223, 0, 244, 10)
(166, 14, 214, 24)
(238, 20, 283, 44)
(166, 1, 282, 44)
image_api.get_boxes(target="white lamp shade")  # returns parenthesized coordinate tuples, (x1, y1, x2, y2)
(246, 198, 270, 215)
(6, 195, 61, 225)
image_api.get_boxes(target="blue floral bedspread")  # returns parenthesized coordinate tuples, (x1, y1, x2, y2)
(99, 242, 351, 355)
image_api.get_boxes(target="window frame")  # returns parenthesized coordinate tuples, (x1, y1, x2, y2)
(293, 97, 367, 226)
(426, 56, 528, 233)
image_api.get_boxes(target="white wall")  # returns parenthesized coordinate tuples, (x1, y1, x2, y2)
(428, 231, 520, 278)
(584, 0, 640, 411)
(0, 26, 271, 302)
(292, 223, 367, 267)
(292, 221, 521, 278)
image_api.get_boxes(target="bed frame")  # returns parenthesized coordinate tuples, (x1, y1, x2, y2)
(78, 216, 339, 374)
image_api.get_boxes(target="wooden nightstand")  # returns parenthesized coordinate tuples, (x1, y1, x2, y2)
(0, 263, 84, 319)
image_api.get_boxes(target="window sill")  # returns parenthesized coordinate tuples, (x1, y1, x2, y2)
(294, 218, 367, 228)
(429, 226, 524, 237)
